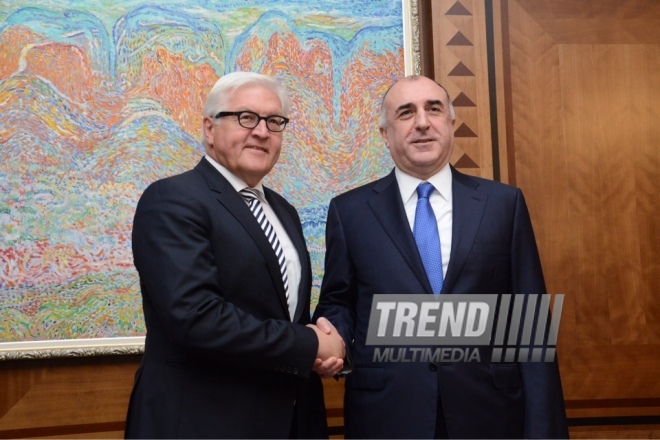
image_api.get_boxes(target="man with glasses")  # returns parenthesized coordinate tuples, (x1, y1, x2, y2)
(125, 71, 345, 438)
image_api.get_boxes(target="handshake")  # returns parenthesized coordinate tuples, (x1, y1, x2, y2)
(307, 317, 346, 378)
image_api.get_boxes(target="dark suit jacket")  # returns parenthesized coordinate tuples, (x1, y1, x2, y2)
(125, 158, 327, 439)
(314, 167, 568, 439)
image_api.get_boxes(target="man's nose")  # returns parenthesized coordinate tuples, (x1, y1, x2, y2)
(251, 118, 270, 136)
(414, 110, 430, 129)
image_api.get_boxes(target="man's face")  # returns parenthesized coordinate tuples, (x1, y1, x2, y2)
(379, 77, 455, 180)
(203, 85, 283, 187)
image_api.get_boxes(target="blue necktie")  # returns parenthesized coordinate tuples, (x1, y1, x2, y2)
(413, 182, 443, 294)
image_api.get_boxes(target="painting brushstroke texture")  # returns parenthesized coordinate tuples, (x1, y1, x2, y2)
(0, 0, 405, 343)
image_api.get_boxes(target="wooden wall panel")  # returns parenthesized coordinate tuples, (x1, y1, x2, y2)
(0, 356, 137, 438)
(495, 0, 660, 434)
(559, 44, 658, 345)
(430, 0, 495, 179)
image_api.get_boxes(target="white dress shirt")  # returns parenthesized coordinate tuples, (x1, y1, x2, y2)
(205, 155, 300, 319)
(395, 163, 453, 279)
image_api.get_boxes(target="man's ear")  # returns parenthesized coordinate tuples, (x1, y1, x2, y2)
(379, 126, 389, 148)
(203, 117, 215, 146)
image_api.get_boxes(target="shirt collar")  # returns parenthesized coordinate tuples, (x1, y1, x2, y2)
(204, 155, 266, 202)
(395, 162, 452, 205)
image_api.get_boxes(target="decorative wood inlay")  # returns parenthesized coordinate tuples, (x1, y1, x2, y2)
(448, 61, 475, 76)
(454, 122, 478, 137)
(454, 153, 479, 168)
(452, 92, 477, 106)
(446, 1, 472, 16)
(447, 31, 474, 46)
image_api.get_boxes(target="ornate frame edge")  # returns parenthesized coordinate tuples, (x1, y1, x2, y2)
(0, 337, 145, 361)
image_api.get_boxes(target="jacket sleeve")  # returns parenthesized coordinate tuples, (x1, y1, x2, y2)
(313, 198, 357, 349)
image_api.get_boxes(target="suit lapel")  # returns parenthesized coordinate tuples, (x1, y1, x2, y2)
(368, 171, 434, 295)
(195, 159, 290, 318)
(442, 167, 487, 293)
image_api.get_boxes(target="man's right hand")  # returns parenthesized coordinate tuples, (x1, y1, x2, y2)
(307, 317, 346, 377)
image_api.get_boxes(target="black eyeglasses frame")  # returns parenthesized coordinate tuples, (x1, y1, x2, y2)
(213, 110, 289, 132)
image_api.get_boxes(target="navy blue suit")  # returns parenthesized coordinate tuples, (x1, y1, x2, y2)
(314, 167, 568, 439)
(125, 158, 327, 438)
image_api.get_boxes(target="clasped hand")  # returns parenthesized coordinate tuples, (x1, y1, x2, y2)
(307, 317, 345, 378)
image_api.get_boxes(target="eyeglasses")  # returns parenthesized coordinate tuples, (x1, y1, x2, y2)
(214, 111, 289, 133)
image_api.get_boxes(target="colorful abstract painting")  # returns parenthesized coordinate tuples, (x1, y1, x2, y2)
(0, 0, 406, 346)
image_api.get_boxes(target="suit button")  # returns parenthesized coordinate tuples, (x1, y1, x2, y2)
(429, 363, 438, 371)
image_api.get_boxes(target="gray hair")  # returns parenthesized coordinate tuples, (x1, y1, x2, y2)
(201, 72, 290, 149)
(378, 75, 455, 128)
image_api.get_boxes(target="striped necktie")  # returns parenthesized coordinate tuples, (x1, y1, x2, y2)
(240, 188, 290, 303)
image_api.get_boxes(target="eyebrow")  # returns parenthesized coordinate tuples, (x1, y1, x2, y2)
(394, 100, 445, 114)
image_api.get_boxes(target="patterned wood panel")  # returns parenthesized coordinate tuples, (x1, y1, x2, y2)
(495, 0, 660, 434)
(430, 0, 494, 178)
(0, 356, 135, 438)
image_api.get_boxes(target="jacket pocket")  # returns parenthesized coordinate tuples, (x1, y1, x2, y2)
(471, 240, 511, 254)
(345, 366, 386, 391)
(491, 363, 522, 389)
